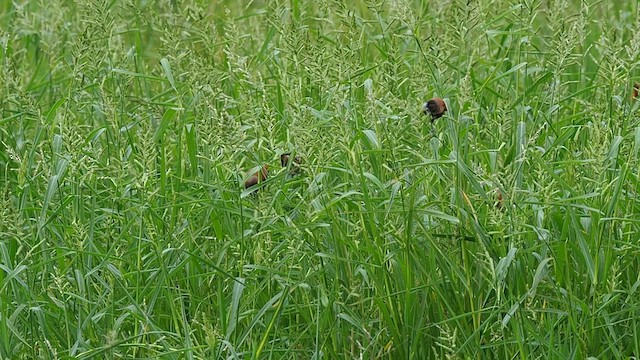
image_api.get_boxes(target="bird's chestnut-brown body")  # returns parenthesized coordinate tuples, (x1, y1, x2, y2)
(633, 83, 640, 99)
(496, 190, 504, 210)
(244, 165, 269, 189)
(422, 98, 447, 122)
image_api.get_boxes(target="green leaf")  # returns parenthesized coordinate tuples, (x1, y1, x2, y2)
(160, 58, 176, 90)
(362, 129, 379, 149)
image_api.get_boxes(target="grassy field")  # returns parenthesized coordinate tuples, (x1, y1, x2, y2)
(2, 0, 640, 358)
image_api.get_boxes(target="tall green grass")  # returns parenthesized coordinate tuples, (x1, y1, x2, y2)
(1, 0, 640, 358)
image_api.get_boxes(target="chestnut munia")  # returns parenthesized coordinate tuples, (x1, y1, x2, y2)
(422, 98, 447, 122)
(244, 164, 269, 189)
(280, 153, 302, 175)
(633, 83, 640, 99)
(495, 189, 504, 210)
(280, 153, 302, 167)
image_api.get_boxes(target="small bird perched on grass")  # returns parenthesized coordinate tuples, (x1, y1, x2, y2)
(244, 165, 269, 189)
(495, 189, 504, 210)
(280, 153, 302, 175)
(422, 98, 447, 122)
(633, 83, 640, 99)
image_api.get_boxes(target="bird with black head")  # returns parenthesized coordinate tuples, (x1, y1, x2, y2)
(422, 98, 447, 123)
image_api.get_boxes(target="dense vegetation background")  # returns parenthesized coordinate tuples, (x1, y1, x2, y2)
(1, 0, 640, 358)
